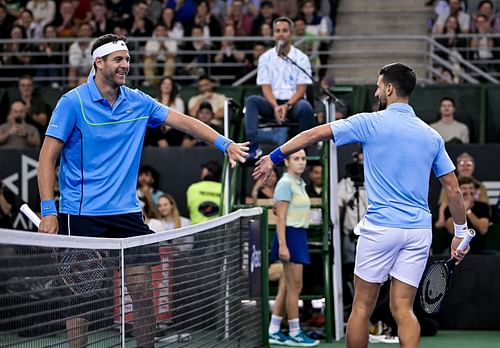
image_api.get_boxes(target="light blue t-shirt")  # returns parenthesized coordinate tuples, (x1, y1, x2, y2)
(274, 173, 311, 228)
(330, 103, 455, 229)
(46, 79, 168, 215)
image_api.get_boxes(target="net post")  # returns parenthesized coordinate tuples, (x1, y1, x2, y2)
(260, 209, 270, 347)
(120, 248, 125, 348)
(325, 97, 345, 341)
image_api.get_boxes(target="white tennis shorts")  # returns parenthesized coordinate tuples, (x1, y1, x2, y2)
(353, 218, 432, 288)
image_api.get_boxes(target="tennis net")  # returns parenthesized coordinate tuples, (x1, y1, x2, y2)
(0, 207, 264, 348)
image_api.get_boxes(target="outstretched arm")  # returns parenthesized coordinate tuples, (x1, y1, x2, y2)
(253, 124, 333, 181)
(165, 109, 249, 167)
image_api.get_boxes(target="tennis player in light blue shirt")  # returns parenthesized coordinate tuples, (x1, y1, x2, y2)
(37, 34, 249, 348)
(254, 63, 470, 347)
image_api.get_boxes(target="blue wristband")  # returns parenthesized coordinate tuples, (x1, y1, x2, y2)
(270, 147, 287, 165)
(41, 199, 57, 217)
(214, 135, 232, 153)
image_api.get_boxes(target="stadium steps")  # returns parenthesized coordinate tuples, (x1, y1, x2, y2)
(329, 0, 434, 84)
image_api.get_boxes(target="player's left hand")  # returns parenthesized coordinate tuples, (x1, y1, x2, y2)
(227, 141, 249, 168)
(252, 155, 274, 182)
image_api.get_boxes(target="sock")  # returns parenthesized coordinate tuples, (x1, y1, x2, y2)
(269, 314, 283, 335)
(289, 318, 300, 337)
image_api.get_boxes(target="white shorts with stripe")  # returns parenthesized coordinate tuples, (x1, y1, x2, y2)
(353, 218, 432, 288)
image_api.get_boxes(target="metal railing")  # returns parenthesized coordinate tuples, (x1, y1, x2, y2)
(0, 34, 499, 87)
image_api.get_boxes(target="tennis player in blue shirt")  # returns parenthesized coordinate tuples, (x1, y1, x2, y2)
(254, 63, 470, 348)
(37, 34, 248, 348)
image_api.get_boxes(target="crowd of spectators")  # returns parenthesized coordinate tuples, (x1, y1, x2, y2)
(0, 0, 335, 88)
(429, 0, 500, 82)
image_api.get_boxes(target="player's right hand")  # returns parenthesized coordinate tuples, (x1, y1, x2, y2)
(451, 236, 469, 264)
(39, 215, 59, 234)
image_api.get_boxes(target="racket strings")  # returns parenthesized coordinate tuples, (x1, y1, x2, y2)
(58, 249, 107, 297)
(421, 263, 449, 313)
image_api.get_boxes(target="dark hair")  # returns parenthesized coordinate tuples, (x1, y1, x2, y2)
(197, 74, 213, 82)
(201, 160, 222, 182)
(475, 13, 489, 21)
(138, 165, 160, 189)
(273, 16, 294, 31)
(198, 101, 213, 113)
(158, 76, 179, 106)
(197, 0, 211, 12)
(260, 0, 273, 8)
(440, 96, 456, 107)
(478, 0, 493, 10)
(378, 63, 416, 98)
(91, 34, 127, 69)
(458, 176, 475, 186)
(91, 34, 128, 56)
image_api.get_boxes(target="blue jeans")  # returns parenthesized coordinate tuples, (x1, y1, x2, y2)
(244, 95, 315, 146)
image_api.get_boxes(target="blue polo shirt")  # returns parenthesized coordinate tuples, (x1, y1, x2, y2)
(46, 79, 168, 215)
(330, 103, 455, 229)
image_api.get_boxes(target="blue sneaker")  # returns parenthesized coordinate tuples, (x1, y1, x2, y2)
(269, 331, 288, 345)
(247, 146, 262, 161)
(285, 331, 320, 347)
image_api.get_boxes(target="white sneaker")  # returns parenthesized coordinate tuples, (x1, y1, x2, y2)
(368, 334, 399, 344)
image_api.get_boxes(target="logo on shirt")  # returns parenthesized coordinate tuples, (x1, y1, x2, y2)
(126, 109, 134, 113)
(49, 124, 59, 128)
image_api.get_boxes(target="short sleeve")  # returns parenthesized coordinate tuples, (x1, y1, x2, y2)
(274, 179, 292, 202)
(432, 136, 455, 177)
(296, 54, 312, 85)
(141, 91, 168, 128)
(256, 53, 270, 85)
(330, 113, 372, 146)
(46, 95, 78, 142)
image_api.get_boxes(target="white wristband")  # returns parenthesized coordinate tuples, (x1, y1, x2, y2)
(454, 222, 468, 238)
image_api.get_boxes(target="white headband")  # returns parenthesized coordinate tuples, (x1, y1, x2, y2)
(88, 40, 129, 81)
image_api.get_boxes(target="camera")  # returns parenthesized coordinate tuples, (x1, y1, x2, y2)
(345, 152, 364, 186)
(15, 117, 23, 124)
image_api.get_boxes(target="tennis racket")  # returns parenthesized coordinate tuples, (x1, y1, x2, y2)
(20, 204, 107, 297)
(419, 229, 476, 314)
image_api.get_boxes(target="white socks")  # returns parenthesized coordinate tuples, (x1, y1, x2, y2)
(269, 314, 283, 334)
(289, 318, 300, 337)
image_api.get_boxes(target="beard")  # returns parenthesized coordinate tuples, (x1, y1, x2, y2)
(377, 96, 387, 111)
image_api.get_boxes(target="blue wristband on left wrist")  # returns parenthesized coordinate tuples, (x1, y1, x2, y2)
(214, 135, 232, 153)
(41, 199, 57, 217)
(270, 147, 287, 165)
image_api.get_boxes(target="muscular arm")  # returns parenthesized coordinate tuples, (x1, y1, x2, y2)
(439, 171, 469, 260)
(165, 109, 248, 167)
(439, 172, 466, 225)
(165, 109, 221, 146)
(37, 136, 64, 233)
(253, 124, 332, 181)
(280, 124, 333, 155)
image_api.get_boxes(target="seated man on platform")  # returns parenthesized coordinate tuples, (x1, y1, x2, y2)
(244, 16, 315, 160)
